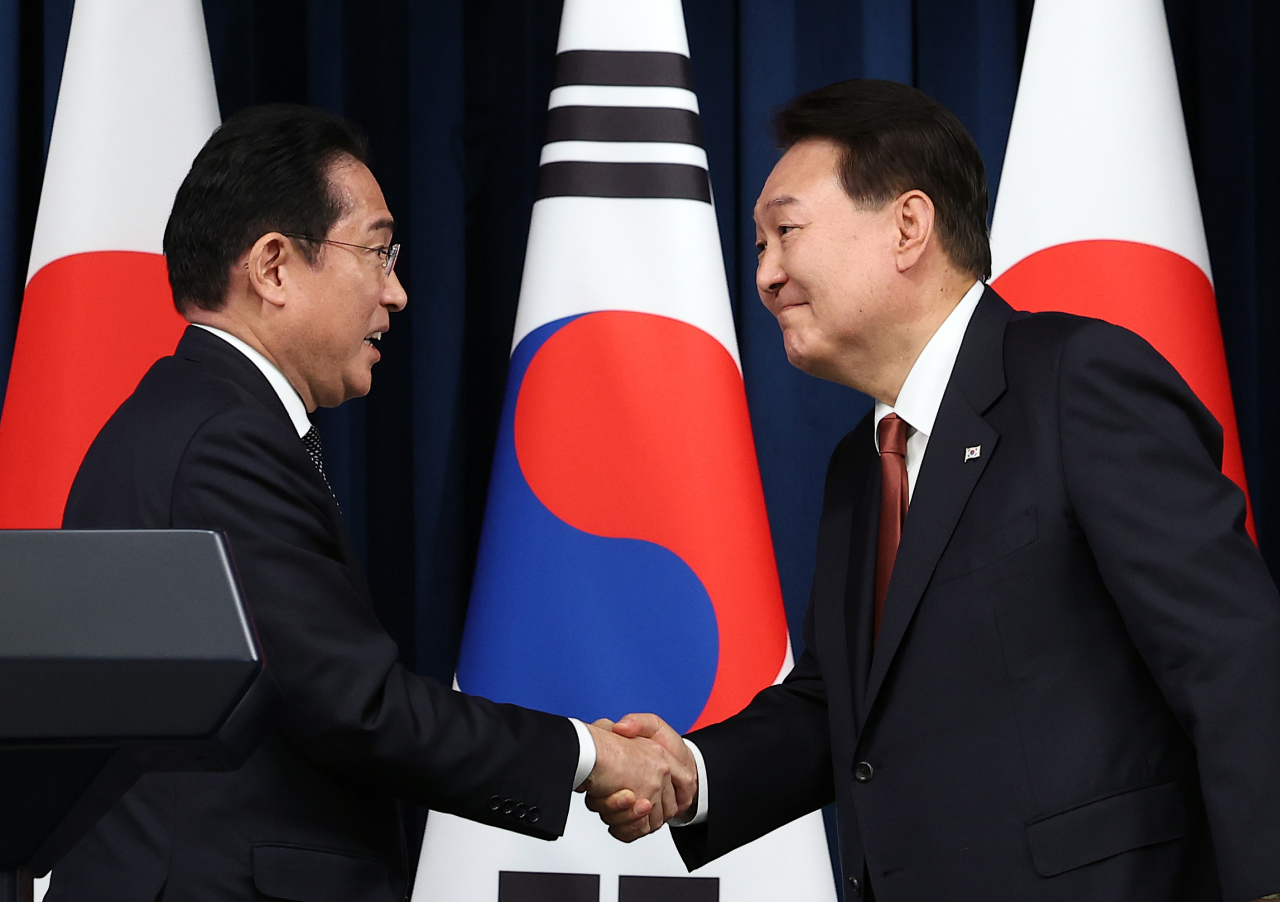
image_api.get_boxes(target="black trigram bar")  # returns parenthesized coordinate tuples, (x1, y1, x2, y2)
(498, 871, 599, 902)
(619, 874, 720, 901)
(554, 50, 694, 89)
(545, 107, 703, 146)
(537, 161, 711, 203)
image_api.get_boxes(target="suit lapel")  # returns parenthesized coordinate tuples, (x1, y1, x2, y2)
(807, 421, 869, 672)
(862, 288, 1013, 717)
(806, 417, 879, 746)
(844, 455, 880, 730)
(177, 326, 357, 562)
(177, 326, 295, 429)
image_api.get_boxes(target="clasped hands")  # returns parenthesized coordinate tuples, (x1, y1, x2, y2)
(577, 713, 695, 842)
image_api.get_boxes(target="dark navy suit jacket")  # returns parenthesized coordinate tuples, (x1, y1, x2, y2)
(674, 289, 1280, 902)
(49, 327, 579, 902)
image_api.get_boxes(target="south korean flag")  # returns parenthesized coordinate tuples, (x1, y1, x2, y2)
(412, 3, 837, 901)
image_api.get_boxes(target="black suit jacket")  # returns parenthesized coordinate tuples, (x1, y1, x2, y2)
(673, 289, 1280, 902)
(49, 327, 579, 902)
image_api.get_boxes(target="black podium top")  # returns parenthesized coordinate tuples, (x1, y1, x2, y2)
(0, 529, 263, 874)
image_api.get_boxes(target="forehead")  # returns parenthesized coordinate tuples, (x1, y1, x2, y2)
(754, 139, 845, 222)
(326, 158, 394, 234)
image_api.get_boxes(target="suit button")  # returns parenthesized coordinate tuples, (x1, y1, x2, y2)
(527, 806, 540, 824)
(848, 877, 861, 896)
(514, 803, 528, 819)
(854, 761, 874, 783)
(487, 796, 501, 810)
(502, 799, 516, 814)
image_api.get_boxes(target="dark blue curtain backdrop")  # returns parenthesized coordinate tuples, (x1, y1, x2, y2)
(1, 0, 1278, 887)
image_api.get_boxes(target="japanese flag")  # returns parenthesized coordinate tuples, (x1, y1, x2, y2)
(989, 0, 1253, 535)
(0, 0, 219, 527)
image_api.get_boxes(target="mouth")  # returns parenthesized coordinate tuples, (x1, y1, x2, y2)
(364, 331, 385, 349)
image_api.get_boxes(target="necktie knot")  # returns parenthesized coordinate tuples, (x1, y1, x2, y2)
(878, 412, 909, 457)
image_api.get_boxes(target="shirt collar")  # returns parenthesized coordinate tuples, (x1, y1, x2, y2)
(192, 323, 312, 439)
(874, 279, 985, 446)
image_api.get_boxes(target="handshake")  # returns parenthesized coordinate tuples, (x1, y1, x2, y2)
(577, 713, 696, 842)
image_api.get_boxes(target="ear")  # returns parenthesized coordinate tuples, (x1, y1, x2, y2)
(892, 190, 936, 273)
(245, 233, 292, 309)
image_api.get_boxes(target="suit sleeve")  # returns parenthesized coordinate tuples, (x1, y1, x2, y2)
(1058, 321, 1280, 902)
(672, 643, 834, 870)
(171, 405, 580, 840)
(671, 437, 856, 869)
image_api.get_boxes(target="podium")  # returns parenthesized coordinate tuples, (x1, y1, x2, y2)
(0, 530, 264, 900)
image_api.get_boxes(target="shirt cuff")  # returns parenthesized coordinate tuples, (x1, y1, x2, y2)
(569, 717, 597, 790)
(669, 737, 708, 826)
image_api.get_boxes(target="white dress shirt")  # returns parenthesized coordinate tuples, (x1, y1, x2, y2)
(676, 280, 985, 827)
(193, 323, 312, 438)
(872, 279, 985, 500)
(192, 324, 598, 788)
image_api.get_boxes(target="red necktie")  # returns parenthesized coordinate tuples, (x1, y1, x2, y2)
(874, 413, 909, 645)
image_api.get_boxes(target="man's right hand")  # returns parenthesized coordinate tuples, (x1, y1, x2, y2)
(579, 717, 695, 841)
(582, 713, 697, 842)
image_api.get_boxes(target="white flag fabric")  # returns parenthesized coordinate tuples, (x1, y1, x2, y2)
(988, 0, 1253, 534)
(412, 2, 836, 900)
(0, 0, 219, 528)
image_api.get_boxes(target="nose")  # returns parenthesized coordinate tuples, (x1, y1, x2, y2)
(755, 243, 786, 302)
(383, 269, 408, 312)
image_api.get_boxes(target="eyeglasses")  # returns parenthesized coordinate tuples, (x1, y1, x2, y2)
(280, 232, 400, 277)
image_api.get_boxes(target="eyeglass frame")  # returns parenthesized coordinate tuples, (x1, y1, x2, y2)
(279, 231, 400, 277)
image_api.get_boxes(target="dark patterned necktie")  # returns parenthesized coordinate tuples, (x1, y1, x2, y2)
(874, 413, 910, 646)
(302, 425, 336, 500)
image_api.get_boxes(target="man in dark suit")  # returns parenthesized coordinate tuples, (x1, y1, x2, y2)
(49, 104, 689, 902)
(589, 80, 1280, 902)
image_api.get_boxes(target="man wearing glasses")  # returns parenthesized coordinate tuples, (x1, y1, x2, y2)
(48, 105, 690, 902)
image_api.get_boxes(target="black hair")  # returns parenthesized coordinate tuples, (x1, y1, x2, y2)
(774, 79, 991, 280)
(163, 103, 371, 313)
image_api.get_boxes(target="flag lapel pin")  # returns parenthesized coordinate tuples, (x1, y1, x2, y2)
(964, 445, 982, 462)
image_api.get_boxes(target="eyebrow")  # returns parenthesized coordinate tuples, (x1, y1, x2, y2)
(368, 216, 396, 234)
(753, 194, 801, 228)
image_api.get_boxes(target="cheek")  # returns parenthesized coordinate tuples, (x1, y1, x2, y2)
(340, 300, 374, 346)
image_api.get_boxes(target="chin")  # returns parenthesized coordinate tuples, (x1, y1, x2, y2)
(345, 383, 373, 402)
(783, 339, 841, 385)
(782, 333, 815, 371)
(335, 373, 374, 405)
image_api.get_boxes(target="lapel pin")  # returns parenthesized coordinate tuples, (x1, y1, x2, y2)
(964, 445, 982, 462)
